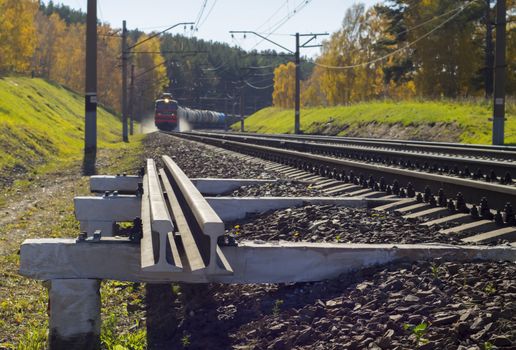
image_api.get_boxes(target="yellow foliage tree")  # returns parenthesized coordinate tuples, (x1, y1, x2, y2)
(0, 0, 38, 73)
(272, 62, 296, 108)
(133, 34, 167, 113)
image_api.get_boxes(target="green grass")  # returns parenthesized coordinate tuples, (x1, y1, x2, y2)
(234, 100, 516, 145)
(0, 77, 132, 180)
(0, 76, 147, 349)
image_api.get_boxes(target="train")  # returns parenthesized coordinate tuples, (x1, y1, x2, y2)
(154, 93, 227, 131)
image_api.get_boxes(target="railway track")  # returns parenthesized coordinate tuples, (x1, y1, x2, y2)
(207, 130, 516, 161)
(169, 130, 516, 244)
(19, 132, 516, 348)
(196, 131, 516, 179)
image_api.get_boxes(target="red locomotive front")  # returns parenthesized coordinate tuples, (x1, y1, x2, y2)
(154, 94, 178, 130)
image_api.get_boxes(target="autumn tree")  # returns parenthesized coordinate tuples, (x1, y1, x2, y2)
(272, 62, 296, 108)
(301, 4, 387, 106)
(0, 0, 38, 74)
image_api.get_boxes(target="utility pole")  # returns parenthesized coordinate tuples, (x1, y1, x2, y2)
(121, 20, 129, 142)
(224, 98, 229, 131)
(240, 91, 245, 132)
(84, 0, 97, 157)
(129, 64, 135, 135)
(294, 33, 301, 134)
(485, 0, 494, 98)
(229, 31, 327, 134)
(492, 0, 506, 145)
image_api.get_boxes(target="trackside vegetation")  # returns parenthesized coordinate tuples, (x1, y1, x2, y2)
(0, 77, 146, 349)
(0, 77, 133, 184)
(234, 100, 516, 145)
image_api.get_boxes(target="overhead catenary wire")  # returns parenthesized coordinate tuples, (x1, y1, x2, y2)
(193, 0, 209, 32)
(313, 0, 478, 70)
(263, 0, 313, 35)
(250, 0, 314, 50)
(393, 1, 475, 38)
(243, 80, 274, 89)
(202, 61, 227, 71)
(254, 0, 290, 32)
(197, 0, 219, 29)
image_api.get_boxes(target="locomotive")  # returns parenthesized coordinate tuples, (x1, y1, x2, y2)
(154, 93, 179, 130)
(154, 93, 226, 131)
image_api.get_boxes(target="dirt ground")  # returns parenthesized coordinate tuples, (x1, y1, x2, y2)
(0, 144, 147, 349)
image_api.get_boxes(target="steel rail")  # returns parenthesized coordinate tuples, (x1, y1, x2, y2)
(168, 132, 516, 209)
(192, 131, 516, 183)
(207, 130, 516, 160)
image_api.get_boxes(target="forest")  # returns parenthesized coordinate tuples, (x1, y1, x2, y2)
(274, 0, 516, 107)
(0, 0, 294, 117)
(0, 0, 514, 114)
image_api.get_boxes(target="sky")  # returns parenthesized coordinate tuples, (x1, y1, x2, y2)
(45, 0, 378, 57)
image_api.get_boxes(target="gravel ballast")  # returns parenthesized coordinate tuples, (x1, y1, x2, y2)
(159, 261, 515, 350)
(225, 204, 471, 245)
(228, 181, 325, 197)
(141, 133, 515, 349)
(143, 133, 281, 179)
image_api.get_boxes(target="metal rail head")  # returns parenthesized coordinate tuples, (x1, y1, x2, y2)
(161, 155, 231, 275)
(141, 159, 182, 272)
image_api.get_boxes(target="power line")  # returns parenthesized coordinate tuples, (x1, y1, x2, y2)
(243, 80, 274, 90)
(254, 0, 290, 32)
(251, 0, 314, 50)
(313, 0, 478, 70)
(193, 0, 209, 32)
(202, 62, 226, 71)
(197, 0, 219, 29)
(393, 1, 473, 38)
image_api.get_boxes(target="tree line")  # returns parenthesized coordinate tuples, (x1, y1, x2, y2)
(0, 0, 293, 118)
(273, 0, 516, 108)
(0, 0, 166, 117)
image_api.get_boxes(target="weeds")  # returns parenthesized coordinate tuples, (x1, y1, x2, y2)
(101, 313, 146, 350)
(430, 263, 441, 280)
(181, 333, 191, 348)
(272, 299, 284, 317)
(484, 282, 496, 295)
(16, 325, 47, 350)
(403, 322, 429, 346)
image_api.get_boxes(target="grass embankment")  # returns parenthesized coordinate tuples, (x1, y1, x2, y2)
(235, 100, 516, 145)
(0, 77, 147, 349)
(0, 77, 129, 186)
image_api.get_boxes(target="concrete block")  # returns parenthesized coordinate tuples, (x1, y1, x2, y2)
(89, 175, 141, 193)
(79, 221, 114, 237)
(20, 238, 516, 284)
(74, 195, 141, 222)
(462, 227, 516, 243)
(190, 178, 277, 195)
(49, 279, 101, 350)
